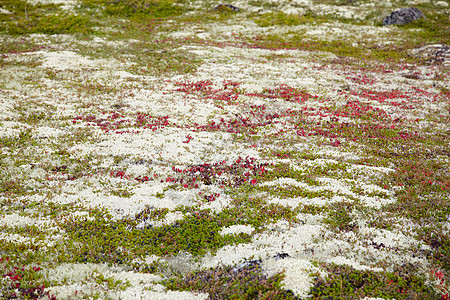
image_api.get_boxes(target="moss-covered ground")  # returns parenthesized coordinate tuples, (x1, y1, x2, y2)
(0, 0, 449, 299)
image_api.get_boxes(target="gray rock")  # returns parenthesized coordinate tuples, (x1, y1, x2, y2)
(214, 4, 241, 12)
(231, 259, 261, 272)
(382, 7, 425, 26)
(273, 253, 290, 260)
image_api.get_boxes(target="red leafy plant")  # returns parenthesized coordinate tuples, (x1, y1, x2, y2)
(175, 80, 318, 106)
(431, 270, 449, 300)
(246, 84, 318, 103)
(174, 80, 241, 105)
(204, 193, 220, 202)
(107, 157, 269, 192)
(110, 170, 151, 183)
(193, 111, 282, 134)
(171, 157, 270, 188)
(0, 257, 55, 300)
(73, 111, 171, 133)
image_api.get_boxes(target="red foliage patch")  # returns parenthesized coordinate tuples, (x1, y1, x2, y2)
(172, 157, 270, 188)
(247, 84, 318, 103)
(0, 257, 55, 300)
(73, 111, 171, 133)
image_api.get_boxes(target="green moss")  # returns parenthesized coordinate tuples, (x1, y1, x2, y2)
(0, 224, 47, 238)
(323, 201, 357, 232)
(419, 228, 450, 275)
(257, 161, 350, 185)
(310, 263, 439, 299)
(366, 213, 395, 231)
(0, 0, 93, 35)
(80, 0, 187, 18)
(10, 14, 93, 35)
(0, 129, 41, 198)
(257, 162, 321, 185)
(0, 179, 28, 197)
(93, 271, 131, 290)
(383, 155, 450, 277)
(253, 184, 334, 199)
(235, 159, 364, 201)
(298, 204, 327, 215)
(125, 44, 200, 76)
(135, 206, 169, 222)
(224, 198, 298, 229)
(243, 31, 418, 64)
(71, 35, 200, 76)
(254, 11, 331, 27)
(60, 208, 251, 263)
(14, 101, 55, 125)
(57, 195, 298, 265)
(110, 187, 134, 198)
(0, 129, 34, 149)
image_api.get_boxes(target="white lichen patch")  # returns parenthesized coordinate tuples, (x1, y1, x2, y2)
(137, 211, 185, 229)
(220, 224, 255, 235)
(46, 263, 208, 299)
(28, 0, 78, 10)
(263, 257, 322, 298)
(324, 256, 383, 272)
(28, 51, 119, 71)
(0, 213, 55, 229)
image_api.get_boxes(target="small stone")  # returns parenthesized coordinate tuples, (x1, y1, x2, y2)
(382, 7, 425, 26)
(214, 4, 241, 12)
(273, 253, 290, 260)
(231, 259, 261, 272)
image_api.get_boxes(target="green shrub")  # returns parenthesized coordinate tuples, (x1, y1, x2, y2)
(310, 263, 439, 299)
(0, 0, 93, 35)
(80, 0, 186, 18)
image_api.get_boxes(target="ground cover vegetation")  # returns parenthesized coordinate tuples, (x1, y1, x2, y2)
(0, 0, 449, 299)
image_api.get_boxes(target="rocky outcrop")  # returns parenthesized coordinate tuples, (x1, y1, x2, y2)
(382, 7, 424, 26)
(214, 4, 241, 12)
